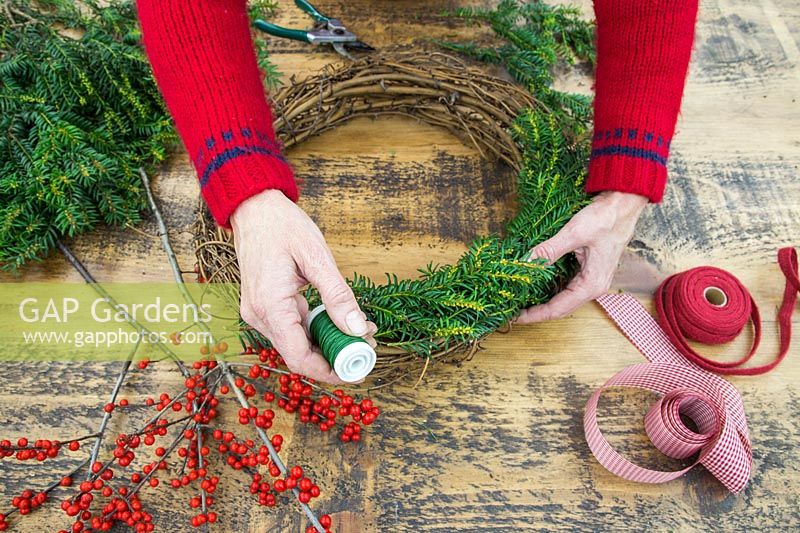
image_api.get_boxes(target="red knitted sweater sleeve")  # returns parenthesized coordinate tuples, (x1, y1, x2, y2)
(587, 0, 700, 202)
(136, 0, 296, 227)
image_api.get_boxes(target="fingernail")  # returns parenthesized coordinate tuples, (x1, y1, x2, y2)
(346, 310, 368, 336)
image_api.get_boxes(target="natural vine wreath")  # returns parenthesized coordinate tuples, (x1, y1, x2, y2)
(195, 48, 590, 383)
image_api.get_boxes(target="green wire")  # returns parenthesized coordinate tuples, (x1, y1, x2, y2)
(308, 309, 369, 368)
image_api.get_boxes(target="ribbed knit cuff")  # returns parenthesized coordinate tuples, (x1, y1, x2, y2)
(201, 156, 296, 228)
(193, 127, 297, 227)
(586, 127, 671, 202)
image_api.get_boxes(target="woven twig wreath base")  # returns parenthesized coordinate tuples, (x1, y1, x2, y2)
(195, 48, 537, 383)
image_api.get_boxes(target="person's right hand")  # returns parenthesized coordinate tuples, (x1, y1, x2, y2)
(230, 189, 376, 384)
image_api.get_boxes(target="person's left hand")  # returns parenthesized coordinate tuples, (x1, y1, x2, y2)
(516, 190, 648, 323)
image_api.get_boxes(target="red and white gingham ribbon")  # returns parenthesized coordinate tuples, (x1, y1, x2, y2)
(585, 293, 752, 493)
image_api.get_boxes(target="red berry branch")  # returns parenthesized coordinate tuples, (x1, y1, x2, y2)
(0, 170, 380, 532)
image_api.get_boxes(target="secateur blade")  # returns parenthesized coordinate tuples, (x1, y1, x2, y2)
(332, 40, 374, 60)
(345, 40, 375, 53)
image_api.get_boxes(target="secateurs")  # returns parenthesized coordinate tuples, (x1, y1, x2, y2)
(253, 0, 374, 60)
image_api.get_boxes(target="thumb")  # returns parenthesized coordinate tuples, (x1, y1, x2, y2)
(528, 227, 581, 264)
(301, 253, 368, 337)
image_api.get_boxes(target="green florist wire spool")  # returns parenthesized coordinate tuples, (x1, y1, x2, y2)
(305, 305, 376, 383)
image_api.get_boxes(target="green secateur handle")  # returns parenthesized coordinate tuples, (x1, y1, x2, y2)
(252, 19, 311, 43)
(294, 0, 330, 24)
(253, 0, 331, 43)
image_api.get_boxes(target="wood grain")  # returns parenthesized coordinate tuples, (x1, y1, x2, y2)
(1, 0, 799, 531)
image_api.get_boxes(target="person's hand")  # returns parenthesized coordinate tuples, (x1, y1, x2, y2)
(516, 190, 648, 323)
(230, 189, 376, 384)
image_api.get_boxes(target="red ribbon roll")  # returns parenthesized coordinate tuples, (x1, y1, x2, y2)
(655, 247, 800, 375)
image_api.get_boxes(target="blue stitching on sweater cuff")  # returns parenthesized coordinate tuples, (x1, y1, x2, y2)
(591, 145, 667, 166)
(593, 128, 670, 145)
(199, 145, 287, 187)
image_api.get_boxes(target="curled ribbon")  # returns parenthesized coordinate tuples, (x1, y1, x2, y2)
(585, 247, 799, 493)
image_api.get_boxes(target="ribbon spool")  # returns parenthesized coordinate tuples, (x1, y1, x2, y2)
(654, 247, 800, 375)
(586, 295, 752, 493)
(305, 305, 376, 383)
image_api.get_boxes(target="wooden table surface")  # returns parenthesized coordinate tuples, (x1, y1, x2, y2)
(1, 0, 799, 531)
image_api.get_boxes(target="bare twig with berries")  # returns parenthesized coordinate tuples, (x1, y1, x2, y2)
(141, 167, 325, 531)
(0, 170, 378, 533)
(87, 339, 141, 479)
(142, 167, 215, 526)
(221, 364, 325, 532)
